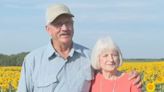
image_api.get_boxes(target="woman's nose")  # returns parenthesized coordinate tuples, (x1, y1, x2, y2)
(108, 55, 114, 61)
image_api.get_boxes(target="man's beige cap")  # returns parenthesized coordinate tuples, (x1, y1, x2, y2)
(46, 4, 74, 25)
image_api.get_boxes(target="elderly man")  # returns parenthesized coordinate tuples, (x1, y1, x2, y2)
(17, 4, 141, 92)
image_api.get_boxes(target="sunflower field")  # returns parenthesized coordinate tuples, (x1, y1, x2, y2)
(118, 61, 164, 92)
(0, 67, 21, 92)
(0, 61, 164, 92)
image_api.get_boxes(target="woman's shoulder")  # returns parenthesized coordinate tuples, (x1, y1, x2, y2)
(117, 72, 130, 82)
(119, 72, 137, 85)
(93, 72, 102, 81)
(121, 72, 129, 78)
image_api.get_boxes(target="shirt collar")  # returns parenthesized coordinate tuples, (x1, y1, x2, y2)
(72, 42, 89, 57)
(46, 40, 89, 60)
(68, 43, 84, 57)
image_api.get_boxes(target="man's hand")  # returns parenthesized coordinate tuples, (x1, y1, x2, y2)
(128, 71, 142, 88)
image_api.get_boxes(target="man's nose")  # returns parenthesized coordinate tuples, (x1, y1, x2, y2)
(61, 24, 68, 30)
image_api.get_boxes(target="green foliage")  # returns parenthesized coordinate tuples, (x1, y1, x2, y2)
(0, 52, 163, 66)
(0, 52, 28, 66)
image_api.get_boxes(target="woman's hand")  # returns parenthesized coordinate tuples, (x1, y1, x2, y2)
(128, 71, 142, 88)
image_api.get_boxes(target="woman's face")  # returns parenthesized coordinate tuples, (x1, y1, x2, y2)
(99, 49, 120, 72)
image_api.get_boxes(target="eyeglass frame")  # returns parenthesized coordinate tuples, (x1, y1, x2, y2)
(50, 20, 74, 27)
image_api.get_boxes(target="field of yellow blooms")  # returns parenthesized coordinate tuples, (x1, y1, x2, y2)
(0, 67, 21, 92)
(0, 61, 164, 92)
(118, 61, 164, 92)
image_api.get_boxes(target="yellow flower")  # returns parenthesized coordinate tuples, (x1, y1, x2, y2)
(146, 82, 155, 92)
(155, 76, 163, 84)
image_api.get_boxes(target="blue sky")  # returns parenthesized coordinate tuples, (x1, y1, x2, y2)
(0, 0, 164, 58)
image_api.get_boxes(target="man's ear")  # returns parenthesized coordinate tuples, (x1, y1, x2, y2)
(46, 25, 52, 36)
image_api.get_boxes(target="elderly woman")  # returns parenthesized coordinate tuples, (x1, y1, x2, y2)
(90, 37, 141, 92)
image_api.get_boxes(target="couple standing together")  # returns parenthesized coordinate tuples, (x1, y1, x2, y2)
(17, 4, 142, 92)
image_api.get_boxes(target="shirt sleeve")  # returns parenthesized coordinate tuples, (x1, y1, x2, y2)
(17, 55, 34, 92)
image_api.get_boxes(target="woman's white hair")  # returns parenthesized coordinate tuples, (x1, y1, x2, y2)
(91, 36, 123, 70)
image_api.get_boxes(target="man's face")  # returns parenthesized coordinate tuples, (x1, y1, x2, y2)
(47, 15, 74, 44)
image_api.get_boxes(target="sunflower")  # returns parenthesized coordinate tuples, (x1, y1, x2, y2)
(146, 82, 156, 92)
(155, 76, 163, 84)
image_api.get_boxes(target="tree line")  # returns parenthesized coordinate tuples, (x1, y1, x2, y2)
(0, 52, 28, 66)
(0, 52, 164, 66)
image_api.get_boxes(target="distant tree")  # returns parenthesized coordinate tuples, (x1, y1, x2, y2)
(0, 52, 29, 66)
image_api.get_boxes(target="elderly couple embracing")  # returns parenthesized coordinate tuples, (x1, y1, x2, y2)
(17, 4, 142, 92)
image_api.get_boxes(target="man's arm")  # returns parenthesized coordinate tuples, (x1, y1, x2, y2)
(17, 56, 33, 92)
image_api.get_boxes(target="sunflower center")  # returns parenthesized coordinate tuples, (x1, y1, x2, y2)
(148, 84, 153, 90)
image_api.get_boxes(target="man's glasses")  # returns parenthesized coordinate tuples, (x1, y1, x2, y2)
(51, 21, 74, 27)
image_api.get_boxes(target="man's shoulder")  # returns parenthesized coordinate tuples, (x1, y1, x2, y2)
(73, 43, 90, 50)
(73, 43, 91, 57)
(25, 45, 47, 60)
